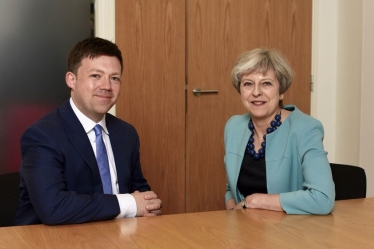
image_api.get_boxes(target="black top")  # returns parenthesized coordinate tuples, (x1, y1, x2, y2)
(237, 153, 268, 197)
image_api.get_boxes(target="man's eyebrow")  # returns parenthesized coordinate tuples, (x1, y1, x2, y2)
(88, 69, 121, 75)
(88, 68, 105, 73)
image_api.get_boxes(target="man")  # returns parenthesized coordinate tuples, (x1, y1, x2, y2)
(14, 37, 162, 225)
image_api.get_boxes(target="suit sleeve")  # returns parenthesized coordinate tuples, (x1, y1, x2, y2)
(128, 128, 151, 192)
(20, 126, 120, 225)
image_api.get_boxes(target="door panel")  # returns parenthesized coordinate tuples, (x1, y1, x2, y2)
(186, 0, 312, 212)
(115, 0, 186, 215)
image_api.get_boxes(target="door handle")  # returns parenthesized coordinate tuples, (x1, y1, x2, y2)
(192, 88, 218, 97)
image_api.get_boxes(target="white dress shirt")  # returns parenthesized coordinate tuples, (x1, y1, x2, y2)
(70, 98, 137, 218)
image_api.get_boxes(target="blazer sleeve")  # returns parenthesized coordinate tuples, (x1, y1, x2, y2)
(19, 125, 120, 225)
(279, 119, 335, 215)
(224, 118, 232, 202)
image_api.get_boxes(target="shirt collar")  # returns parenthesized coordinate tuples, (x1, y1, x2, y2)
(69, 98, 109, 135)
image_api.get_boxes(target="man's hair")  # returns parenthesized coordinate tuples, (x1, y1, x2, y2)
(67, 37, 123, 75)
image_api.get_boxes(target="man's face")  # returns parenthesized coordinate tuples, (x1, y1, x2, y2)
(66, 55, 122, 122)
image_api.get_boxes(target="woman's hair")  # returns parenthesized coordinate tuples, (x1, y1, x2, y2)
(231, 48, 293, 94)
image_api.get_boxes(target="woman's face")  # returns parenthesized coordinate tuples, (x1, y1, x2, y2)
(240, 68, 282, 121)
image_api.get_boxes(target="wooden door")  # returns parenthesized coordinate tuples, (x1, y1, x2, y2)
(115, 0, 186, 215)
(115, 0, 312, 214)
(186, 0, 312, 212)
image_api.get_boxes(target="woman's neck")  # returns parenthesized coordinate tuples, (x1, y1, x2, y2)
(251, 109, 282, 140)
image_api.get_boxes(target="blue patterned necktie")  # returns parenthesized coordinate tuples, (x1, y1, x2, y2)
(93, 124, 112, 194)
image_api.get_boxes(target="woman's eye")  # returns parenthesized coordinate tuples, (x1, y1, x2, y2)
(263, 81, 272, 86)
(242, 81, 253, 86)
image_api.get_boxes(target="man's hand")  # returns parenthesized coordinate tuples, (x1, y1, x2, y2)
(131, 191, 162, 217)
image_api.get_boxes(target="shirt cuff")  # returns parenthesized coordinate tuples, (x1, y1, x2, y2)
(115, 194, 137, 218)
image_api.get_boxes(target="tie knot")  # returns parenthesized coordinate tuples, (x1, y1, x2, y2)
(94, 124, 102, 136)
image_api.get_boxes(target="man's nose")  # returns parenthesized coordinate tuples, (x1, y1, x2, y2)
(101, 77, 111, 90)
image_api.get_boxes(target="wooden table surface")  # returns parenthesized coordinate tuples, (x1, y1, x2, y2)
(1, 198, 374, 249)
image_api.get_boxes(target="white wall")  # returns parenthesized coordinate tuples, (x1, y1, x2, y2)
(335, 1, 362, 165)
(311, 0, 339, 161)
(312, 0, 362, 165)
(313, 0, 373, 197)
(361, 0, 374, 197)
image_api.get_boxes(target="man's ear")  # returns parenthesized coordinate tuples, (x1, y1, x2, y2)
(65, 72, 76, 90)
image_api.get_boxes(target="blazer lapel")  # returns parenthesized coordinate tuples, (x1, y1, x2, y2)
(230, 115, 251, 201)
(106, 115, 126, 193)
(58, 101, 103, 192)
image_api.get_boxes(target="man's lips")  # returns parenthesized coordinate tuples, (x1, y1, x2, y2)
(95, 94, 112, 98)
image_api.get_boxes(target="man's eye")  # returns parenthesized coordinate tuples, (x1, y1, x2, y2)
(91, 74, 100, 78)
(111, 77, 120, 81)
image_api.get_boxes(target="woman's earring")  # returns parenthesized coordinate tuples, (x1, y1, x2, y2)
(279, 95, 284, 100)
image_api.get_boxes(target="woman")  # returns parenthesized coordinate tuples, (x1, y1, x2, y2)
(224, 48, 335, 214)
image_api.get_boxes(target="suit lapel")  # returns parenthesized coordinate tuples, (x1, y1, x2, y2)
(106, 115, 126, 193)
(58, 101, 103, 192)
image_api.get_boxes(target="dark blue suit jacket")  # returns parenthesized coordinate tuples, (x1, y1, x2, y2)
(14, 100, 150, 225)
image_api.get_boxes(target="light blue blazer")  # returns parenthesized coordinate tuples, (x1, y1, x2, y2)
(224, 106, 335, 214)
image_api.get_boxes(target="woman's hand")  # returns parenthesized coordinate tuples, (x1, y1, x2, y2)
(234, 201, 245, 209)
(226, 198, 237, 210)
(235, 194, 284, 211)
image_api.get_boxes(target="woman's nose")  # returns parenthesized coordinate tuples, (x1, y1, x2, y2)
(252, 84, 262, 96)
